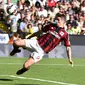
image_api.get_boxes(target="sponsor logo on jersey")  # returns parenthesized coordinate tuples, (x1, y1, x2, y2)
(48, 31, 60, 39)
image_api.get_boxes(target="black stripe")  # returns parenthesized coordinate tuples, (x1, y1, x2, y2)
(42, 34, 55, 50)
(47, 38, 59, 53)
(55, 27, 61, 33)
(49, 38, 57, 51)
(39, 35, 46, 45)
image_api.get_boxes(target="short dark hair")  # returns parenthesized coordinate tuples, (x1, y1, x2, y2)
(55, 13, 66, 22)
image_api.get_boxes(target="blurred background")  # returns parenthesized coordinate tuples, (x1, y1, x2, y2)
(0, 0, 85, 58)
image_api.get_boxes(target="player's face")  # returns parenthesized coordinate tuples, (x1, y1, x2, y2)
(56, 17, 65, 27)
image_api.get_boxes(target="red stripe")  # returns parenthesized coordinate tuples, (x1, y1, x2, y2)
(39, 34, 51, 47)
(44, 38, 60, 53)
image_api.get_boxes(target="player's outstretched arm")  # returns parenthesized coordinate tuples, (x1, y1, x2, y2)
(66, 46, 73, 65)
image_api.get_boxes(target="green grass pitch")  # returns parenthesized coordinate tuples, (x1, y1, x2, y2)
(0, 57, 85, 85)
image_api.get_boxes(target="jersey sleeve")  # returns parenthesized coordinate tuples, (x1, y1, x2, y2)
(63, 33, 71, 46)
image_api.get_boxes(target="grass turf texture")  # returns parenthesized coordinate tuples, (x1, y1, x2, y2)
(0, 57, 85, 85)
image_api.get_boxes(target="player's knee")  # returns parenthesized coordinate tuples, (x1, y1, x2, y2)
(23, 63, 31, 70)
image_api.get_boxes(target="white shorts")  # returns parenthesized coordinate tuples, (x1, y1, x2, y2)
(25, 39, 45, 63)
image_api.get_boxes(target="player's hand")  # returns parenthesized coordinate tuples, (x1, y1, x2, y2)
(69, 59, 73, 64)
(69, 59, 74, 67)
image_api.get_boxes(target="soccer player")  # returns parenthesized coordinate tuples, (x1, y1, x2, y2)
(10, 13, 73, 75)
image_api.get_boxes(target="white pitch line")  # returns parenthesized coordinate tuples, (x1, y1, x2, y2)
(0, 75, 78, 85)
(0, 63, 21, 65)
(0, 62, 85, 67)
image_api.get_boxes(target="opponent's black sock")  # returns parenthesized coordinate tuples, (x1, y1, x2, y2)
(13, 42, 19, 51)
(10, 43, 21, 56)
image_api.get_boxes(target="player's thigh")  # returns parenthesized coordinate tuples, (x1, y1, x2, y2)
(14, 39, 26, 47)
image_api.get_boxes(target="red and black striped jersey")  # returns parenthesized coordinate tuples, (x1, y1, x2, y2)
(37, 23, 70, 53)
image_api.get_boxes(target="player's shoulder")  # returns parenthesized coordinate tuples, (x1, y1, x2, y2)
(60, 28, 69, 35)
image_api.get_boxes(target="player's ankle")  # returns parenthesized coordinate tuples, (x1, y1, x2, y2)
(22, 67, 28, 71)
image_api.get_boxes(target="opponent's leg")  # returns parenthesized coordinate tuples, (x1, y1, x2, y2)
(10, 39, 26, 56)
(10, 42, 21, 56)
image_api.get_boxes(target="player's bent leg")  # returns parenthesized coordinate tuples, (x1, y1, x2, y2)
(16, 57, 35, 75)
(16, 39, 44, 75)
